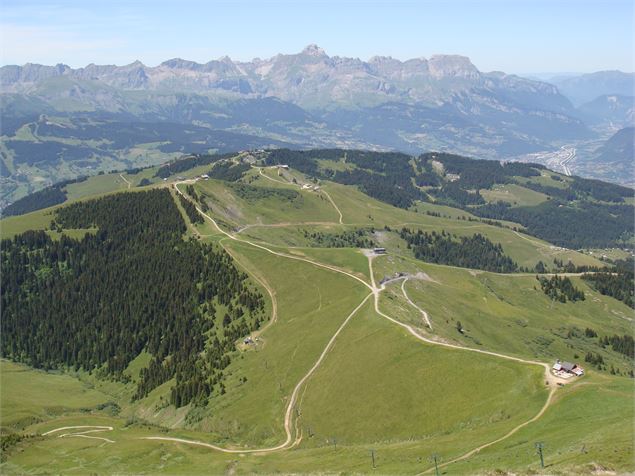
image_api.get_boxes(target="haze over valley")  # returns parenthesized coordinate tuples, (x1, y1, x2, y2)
(1, 1, 633, 475)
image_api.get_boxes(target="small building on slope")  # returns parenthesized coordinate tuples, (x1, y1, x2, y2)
(553, 360, 584, 377)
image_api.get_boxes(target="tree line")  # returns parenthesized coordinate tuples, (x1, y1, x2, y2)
(473, 200, 634, 249)
(2, 175, 90, 217)
(419, 152, 542, 189)
(178, 191, 204, 224)
(302, 228, 376, 248)
(399, 228, 518, 273)
(600, 335, 634, 359)
(536, 275, 585, 303)
(265, 148, 426, 208)
(154, 152, 236, 179)
(208, 161, 251, 182)
(582, 271, 634, 308)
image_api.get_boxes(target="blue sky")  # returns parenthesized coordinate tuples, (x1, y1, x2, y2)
(1, 0, 633, 73)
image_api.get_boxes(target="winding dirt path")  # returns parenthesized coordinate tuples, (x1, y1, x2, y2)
(368, 255, 564, 474)
(257, 167, 289, 185)
(322, 189, 344, 224)
(136, 182, 374, 453)
(401, 278, 433, 329)
(43, 425, 115, 443)
(142, 293, 372, 453)
(144, 180, 560, 460)
(119, 173, 132, 189)
(371, 255, 560, 382)
(175, 181, 372, 292)
(219, 238, 279, 337)
(256, 166, 344, 224)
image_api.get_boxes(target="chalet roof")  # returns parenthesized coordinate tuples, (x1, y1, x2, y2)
(561, 361, 576, 372)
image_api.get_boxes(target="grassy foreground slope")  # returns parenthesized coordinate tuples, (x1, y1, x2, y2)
(447, 373, 633, 474)
(3, 361, 632, 475)
(181, 239, 371, 446)
(300, 301, 546, 447)
(1, 361, 111, 430)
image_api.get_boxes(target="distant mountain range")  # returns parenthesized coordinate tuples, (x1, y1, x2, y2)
(0, 45, 577, 110)
(595, 127, 634, 169)
(549, 71, 635, 106)
(576, 94, 633, 125)
(1, 45, 633, 207)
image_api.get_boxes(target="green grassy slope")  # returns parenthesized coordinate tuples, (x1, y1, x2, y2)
(300, 302, 546, 447)
(374, 254, 633, 373)
(481, 183, 549, 207)
(195, 239, 370, 446)
(239, 178, 603, 270)
(0, 361, 111, 430)
(192, 178, 339, 228)
(447, 373, 634, 474)
(324, 181, 605, 269)
(3, 362, 632, 475)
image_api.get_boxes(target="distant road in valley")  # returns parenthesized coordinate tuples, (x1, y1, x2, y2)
(526, 145, 575, 176)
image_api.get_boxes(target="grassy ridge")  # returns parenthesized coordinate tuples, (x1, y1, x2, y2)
(192, 239, 371, 445)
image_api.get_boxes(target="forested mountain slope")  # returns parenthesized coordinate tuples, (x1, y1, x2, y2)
(1, 189, 266, 407)
(263, 149, 634, 249)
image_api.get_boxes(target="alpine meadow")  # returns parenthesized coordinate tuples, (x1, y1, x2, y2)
(1, 1, 634, 475)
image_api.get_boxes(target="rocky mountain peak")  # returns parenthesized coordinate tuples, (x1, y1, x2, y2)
(301, 44, 327, 57)
(161, 58, 201, 70)
(428, 55, 479, 79)
(369, 55, 398, 64)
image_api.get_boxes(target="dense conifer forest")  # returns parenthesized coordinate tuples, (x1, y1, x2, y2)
(472, 201, 633, 248)
(399, 228, 518, 272)
(421, 152, 542, 189)
(178, 191, 204, 224)
(208, 161, 251, 181)
(582, 271, 634, 308)
(536, 275, 585, 303)
(302, 228, 376, 248)
(2, 185, 67, 216)
(430, 182, 485, 207)
(1, 176, 90, 217)
(154, 152, 235, 179)
(265, 149, 426, 208)
(1, 189, 265, 407)
(263, 149, 634, 249)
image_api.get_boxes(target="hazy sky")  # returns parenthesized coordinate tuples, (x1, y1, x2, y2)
(1, 0, 633, 73)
